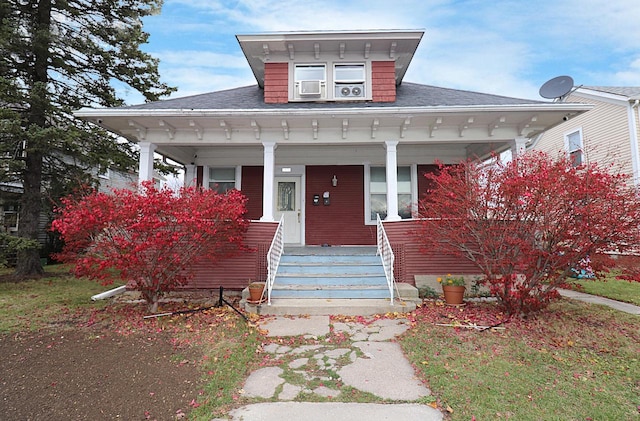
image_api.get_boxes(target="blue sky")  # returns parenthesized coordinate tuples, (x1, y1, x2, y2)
(124, 0, 640, 104)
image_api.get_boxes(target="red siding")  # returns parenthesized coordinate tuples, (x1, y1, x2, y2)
(372, 61, 396, 102)
(264, 62, 289, 104)
(417, 164, 439, 200)
(241, 166, 264, 220)
(196, 166, 203, 187)
(185, 221, 278, 290)
(305, 165, 376, 245)
(382, 220, 480, 285)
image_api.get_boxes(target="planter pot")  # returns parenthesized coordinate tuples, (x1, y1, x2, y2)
(442, 285, 465, 305)
(248, 282, 266, 303)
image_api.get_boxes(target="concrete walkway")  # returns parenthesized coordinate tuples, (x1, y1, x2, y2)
(558, 289, 640, 315)
(216, 315, 443, 421)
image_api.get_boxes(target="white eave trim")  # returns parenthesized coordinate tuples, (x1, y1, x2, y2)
(75, 103, 593, 119)
(573, 88, 633, 105)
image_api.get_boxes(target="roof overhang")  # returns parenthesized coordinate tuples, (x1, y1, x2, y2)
(76, 102, 593, 165)
(236, 29, 424, 88)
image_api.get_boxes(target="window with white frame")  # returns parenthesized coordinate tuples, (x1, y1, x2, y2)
(368, 166, 413, 222)
(294, 64, 326, 98)
(208, 167, 237, 193)
(565, 129, 583, 167)
(334, 64, 365, 99)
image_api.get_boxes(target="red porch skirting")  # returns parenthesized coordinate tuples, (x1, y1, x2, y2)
(185, 220, 278, 290)
(382, 219, 480, 285)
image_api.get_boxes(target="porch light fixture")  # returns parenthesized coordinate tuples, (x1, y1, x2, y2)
(282, 167, 292, 173)
(332, 175, 338, 187)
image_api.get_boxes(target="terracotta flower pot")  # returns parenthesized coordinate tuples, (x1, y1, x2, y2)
(442, 285, 465, 305)
(248, 282, 266, 302)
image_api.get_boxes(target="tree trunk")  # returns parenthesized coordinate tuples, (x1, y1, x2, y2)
(15, 149, 44, 277)
(15, 0, 51, 277)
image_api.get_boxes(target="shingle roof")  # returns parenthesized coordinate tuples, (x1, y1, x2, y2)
(122, 82, 546, 111)
(582, 86, 640, 98)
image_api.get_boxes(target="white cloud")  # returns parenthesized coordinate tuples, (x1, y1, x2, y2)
(139, 0, 640, 102)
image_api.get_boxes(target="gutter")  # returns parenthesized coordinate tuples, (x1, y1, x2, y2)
(74, 103, 594, 119)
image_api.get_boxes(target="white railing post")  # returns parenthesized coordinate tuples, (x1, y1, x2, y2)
(376, 214, 395, 304)
(265, 215, 285, 305)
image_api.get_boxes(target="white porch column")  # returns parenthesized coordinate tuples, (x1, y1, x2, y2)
(184, 164, 197, 187)
(385, 140, 401, 221)
(260, 141, 276, 222)
(511, 136, 528, 157)
(138, 142, 157, 183)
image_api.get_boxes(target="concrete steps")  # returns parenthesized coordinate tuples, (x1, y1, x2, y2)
(272, 247, 388, 299)
(242, 246, 419, 315)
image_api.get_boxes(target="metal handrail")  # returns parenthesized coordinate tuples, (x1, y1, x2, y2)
(376, 213, 395, 304)
(265, 215, 285, 305)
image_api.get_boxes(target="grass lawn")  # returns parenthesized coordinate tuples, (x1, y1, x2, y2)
(0, 264, 120, 332)
(2, 266, 638, 419)
(400, 300, 640, 420)
(569, 275, 640, 306)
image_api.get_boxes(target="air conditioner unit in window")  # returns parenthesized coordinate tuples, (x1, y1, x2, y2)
(336, 84, 364, 98)
(298, 80, 322, 96)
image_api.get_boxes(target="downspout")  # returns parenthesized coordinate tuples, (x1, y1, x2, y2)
(91, 285, 127, 301)
(627, 99, 640, 188)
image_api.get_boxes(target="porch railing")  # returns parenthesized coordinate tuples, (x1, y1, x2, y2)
(265, 215, 285, 305)
(376, 213, 395, 305)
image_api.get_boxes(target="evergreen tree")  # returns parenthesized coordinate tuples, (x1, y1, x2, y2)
(0, 0, 175, 276)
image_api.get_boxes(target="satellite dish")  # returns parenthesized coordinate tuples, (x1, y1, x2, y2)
(539, 75, 574, 100)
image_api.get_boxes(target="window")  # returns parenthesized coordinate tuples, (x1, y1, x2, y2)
(294, 64, 326, 97)
(208, 167, 236, 193)
(565, 129, 583, 167)
(368, 166, 413, 221)
(334, 64, 365, 98)
(2, 204, 19, 232)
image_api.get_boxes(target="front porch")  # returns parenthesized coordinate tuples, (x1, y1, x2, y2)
(240, 246, 420, 316)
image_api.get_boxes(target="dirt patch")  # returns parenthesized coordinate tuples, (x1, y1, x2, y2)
(0, 328, 204, 420)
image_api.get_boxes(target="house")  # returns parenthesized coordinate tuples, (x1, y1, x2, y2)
(75, 30, 590, 305)
(531, 86, 640, 186)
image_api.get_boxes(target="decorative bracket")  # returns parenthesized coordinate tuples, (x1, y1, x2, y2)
(220, 120, 231, 140)
(342, 119, 349, 139)
(189, 119, 203, 140)
(159, 120, 176, 140)
(128, 119, 147, 140)
(371, 118, 379, 139)
(401, 117, 411, 138)
(312, 119, 318, 140)
(429, 117, 442, 138)
(488, 116, 506, 137)
(251, 120, 261, 140)
(281, 120, 289, 140)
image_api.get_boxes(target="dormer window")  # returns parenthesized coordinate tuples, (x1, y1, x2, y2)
(294, 64, 326, 99)
(334, 64, 365, 99)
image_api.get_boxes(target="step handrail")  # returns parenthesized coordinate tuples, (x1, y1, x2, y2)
(265, 215, 285, 305)
(376, 213, 395, 304)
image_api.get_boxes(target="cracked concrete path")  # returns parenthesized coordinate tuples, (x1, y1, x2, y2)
(215, 316, 443, 421)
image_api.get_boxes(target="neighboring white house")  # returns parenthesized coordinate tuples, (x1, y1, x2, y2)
(532, 86, 640, 185)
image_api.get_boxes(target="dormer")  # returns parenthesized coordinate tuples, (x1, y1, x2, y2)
(236, 30, 424, 104)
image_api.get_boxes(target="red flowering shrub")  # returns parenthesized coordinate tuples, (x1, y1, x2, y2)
(416, 151, 640, 316)
(52, 182, 249, 312)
